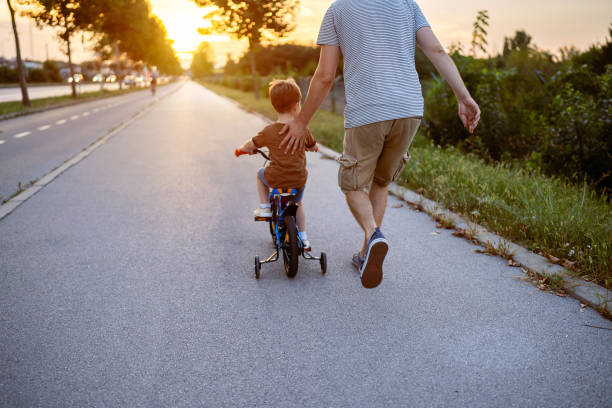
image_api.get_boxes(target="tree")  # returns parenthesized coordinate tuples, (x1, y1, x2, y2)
(6, 0, 29, 105)
(193, 0, 299, 99)
(22, 0, 88, 98)
(85, 0, 182, 80)
(503, 30, 532, 56)
(470, 10, 489, 57)
(191, 42, 215, 78)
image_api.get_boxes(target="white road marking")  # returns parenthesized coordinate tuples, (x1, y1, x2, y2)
(93, 108, 99, 113)
(0, 140, 5, 145)
(38, 125, 51, 131)
(14, 131, 31, 139)
(82, 112, 90, 116)
(56, 119, 67, 125)
(70, 115, 80, 120)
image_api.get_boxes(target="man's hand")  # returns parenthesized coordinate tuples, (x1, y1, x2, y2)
(458, 97, 481, 134)
(306, 143, 319, 153)
(279, 119, 308, 154)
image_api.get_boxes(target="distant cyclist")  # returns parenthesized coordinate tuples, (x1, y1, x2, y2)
(150, 69, 158, 96)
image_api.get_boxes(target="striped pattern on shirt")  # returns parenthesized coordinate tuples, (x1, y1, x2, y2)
(317, 0, 430, 129)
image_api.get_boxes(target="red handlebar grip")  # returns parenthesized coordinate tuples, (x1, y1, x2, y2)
(235, 149, 247, 157)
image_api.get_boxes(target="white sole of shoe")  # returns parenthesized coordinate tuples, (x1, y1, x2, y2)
(360, 238, 388, 289)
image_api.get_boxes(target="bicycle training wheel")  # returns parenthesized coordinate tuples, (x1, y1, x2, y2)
(254, 256, 261, 280)
(320, 252, 327, 275)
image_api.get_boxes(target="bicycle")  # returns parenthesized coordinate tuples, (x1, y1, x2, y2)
(235, 148, 327, 279)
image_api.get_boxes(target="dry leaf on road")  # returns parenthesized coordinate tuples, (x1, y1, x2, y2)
(507, 259, 521, 267)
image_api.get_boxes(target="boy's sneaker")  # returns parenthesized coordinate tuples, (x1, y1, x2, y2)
(299, 232, 311, 251)
(253, 207, 272, 218)
(352, 253, 364, 271)
(360, 228, 388, 289)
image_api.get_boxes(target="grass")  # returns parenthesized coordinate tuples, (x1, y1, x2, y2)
(199, 80, 612, 288)
(0, 86, 147, 117)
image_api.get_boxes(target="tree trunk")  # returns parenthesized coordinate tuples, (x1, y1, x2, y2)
(7, 0, 30, 106)
(115, 42, 122, 91)
(250, 44, 259, 100)
(66, 34, 76, 98)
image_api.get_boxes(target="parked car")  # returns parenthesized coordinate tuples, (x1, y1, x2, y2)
(123, 75, 136, 86)
(92, 73, 104, 83)
(67, 74, 83, 83)
(105, 74, 117, 83)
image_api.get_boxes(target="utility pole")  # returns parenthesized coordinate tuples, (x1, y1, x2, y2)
(6, 0, 30, 106)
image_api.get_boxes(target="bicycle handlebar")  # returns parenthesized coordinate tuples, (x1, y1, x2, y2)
(235, 148, 270, 161)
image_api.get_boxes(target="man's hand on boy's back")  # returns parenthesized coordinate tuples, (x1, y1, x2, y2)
(279, 119, 308, 155)
(306, 143, 319, 153)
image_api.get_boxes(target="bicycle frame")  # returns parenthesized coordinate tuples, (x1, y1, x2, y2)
(270, 188, 301, 252)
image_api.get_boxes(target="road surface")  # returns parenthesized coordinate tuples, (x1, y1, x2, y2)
(0, 83, 178, 200)
(0, 81, 610, 407)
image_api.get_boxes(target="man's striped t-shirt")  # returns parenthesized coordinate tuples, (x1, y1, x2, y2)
(317, 0, 430, 129)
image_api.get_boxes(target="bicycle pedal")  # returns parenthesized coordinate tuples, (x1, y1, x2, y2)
(254, 216, 270, 222)
(304, 247, 312, 252)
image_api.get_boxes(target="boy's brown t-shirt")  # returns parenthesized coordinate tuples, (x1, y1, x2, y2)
(252, 123, 316, 189)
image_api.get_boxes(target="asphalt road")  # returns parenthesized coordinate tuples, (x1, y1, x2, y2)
(0, 83, 121, 103)
(0, 81, 610, 407)
(0, 83, 180, 200)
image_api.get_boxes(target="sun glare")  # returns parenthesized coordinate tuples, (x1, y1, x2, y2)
(149, 0, 235, 66)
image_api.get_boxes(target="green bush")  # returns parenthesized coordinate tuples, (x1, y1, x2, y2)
(27, 68, 49, 83)
(42, 60, 62, 82)
(423, 49, 611, 190)
(0, 66, 18, 83)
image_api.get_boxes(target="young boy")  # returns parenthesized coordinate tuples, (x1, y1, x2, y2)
(237, 79, 318, 248)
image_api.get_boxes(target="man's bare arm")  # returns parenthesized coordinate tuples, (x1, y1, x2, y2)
(416, 27, 481, 133)
(279, 45, 341, 153)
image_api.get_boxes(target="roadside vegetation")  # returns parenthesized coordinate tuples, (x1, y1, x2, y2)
(199, 80, 611, 289)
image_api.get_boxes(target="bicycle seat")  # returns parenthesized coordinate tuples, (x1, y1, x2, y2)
(270, 188, 299, 207)
(270, 188, 299, 197)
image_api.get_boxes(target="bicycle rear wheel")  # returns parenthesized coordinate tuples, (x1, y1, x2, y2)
(282, 216, 299, 278)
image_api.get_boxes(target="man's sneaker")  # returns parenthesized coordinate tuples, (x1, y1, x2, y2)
(360, 228, 388, 289)
(302, 239, 311, 251)
(352, 253, 364, 272)
(253, 207, 272, 218)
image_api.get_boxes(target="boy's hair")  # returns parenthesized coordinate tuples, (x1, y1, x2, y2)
(269, 78, 302, 114)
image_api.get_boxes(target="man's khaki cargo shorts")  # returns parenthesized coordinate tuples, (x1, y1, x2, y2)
(337, 117, 421, 194)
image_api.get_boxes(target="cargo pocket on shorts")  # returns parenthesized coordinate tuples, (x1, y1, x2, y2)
(337, 154, 359, 192)
(392, 153, 411, 182)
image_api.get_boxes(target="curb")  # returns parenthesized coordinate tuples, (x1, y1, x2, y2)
(0, 81, 185, 222)
(206, 84, 611, 316)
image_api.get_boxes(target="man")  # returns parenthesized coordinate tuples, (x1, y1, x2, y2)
(280, 0, 481, 289)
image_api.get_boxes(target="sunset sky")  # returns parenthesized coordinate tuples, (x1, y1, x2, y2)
(1, 0, 610, 67)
